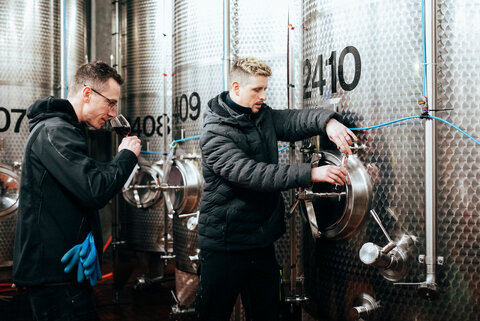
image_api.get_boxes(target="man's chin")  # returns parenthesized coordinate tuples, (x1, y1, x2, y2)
(86, 121, 101, 130)
(252, 105, 262, 113)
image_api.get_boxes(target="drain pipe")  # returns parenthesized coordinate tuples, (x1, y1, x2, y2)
(287, 12, 297, 298)
(418, 0, 439, 300)
(285, 2, 308, 306)
(111, 0, 123, 302)
(60, 0, 67, 98)
(113, 0, 120, 71)
(111, 0, 121, 246)
(223, 0, 231, 91)
(162, 0, 170, 255)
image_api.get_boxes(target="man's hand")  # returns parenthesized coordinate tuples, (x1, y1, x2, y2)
(118, 136, 142, 156)
(325, 118, 357, 154)
(311, 165, 348, 185)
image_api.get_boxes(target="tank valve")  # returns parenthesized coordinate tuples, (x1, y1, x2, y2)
(178, 211, 199, 231)
(359, 242, 395, 269)
(359, 210, 412, 281)
(349, 293, 380, 320)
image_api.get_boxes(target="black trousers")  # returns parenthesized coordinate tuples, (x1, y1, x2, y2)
(27, 282, 99, 321)
(195, 245, 281, 321)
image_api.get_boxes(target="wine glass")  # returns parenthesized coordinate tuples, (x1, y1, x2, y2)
(110, 114, 131, 137)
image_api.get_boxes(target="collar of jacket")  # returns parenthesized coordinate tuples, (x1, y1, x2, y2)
(205, 91, 266, 127)
(27, 96, 82, 131)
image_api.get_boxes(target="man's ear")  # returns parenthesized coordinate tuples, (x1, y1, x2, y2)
(231, 81, 240, 96)
(82, 86, 92, 103)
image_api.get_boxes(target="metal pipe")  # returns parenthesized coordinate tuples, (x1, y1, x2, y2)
(289, 158, 296, 295)
(162, 0, 170, 255)
(162, 0, 168, 162)
(296, 190, 346, 200)
(90, 0, 96, 60)
(113, 0, 120, 71)
(111, 0, 121, 300)
(60, 0, 66, 98)
(287, 3, 296, 296)
(223, 0, 231, 91)
(420, 0, 438, 298)
(111, 0, 121, 243)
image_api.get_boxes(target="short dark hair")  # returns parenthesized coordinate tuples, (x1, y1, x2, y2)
(69, 61, 123, 95)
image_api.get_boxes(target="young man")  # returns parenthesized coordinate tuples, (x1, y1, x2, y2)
(195, 57, 357, 320)
(13, 61, 141, 320)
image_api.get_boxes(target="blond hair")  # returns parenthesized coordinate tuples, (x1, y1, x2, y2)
(230, 57, 272, 84)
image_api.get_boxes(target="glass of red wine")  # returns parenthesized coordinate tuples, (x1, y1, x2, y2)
(110, 114, 131, 137)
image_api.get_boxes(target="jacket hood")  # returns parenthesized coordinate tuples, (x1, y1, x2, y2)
(27, 96, 79, 131)
(205, 91, 266, 127)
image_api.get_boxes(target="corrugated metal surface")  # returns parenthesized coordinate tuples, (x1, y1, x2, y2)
(302, 0, 480, 320)
(172, 0, 223, 274)
(0, 0, 86, 268)
(119, 0, 173, 253)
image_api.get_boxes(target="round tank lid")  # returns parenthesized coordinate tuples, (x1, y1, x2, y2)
(0, 164, 20, 218)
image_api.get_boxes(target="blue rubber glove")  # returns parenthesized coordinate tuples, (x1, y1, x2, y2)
(82, 234, 97, 277)
(80, 233, 101, 286)
(61, 233, 91, 273)
(79, 233, 91, 258)
(77, 259, 85, 283)
(62, 232, 99, 285)
(61, 244, 82, 273)
(86, 255, 102, 287)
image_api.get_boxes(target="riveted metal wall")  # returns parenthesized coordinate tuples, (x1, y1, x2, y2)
(302, 1, 480, 320)
(118, 0, 173, 253)
(0, 0, 87, 269)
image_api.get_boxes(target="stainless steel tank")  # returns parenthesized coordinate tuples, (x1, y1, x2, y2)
(0, 0, 87, 271)
(119, 0, 173, 253)
(230, 0, 309, 310)
(301, 0, 480, 320)
(171, 0, 223, 308)
(172, 0, 295, 314)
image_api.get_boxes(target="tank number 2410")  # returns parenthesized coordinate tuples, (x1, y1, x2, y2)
(303, 45, 361, 99)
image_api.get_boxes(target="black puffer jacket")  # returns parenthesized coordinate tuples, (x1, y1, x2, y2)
(198, 91, 340, 251)
(13, 97, 138, 286)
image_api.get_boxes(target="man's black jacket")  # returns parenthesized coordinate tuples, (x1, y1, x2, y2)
(13, 97, 138, 286)
(198, 91, 340, 251)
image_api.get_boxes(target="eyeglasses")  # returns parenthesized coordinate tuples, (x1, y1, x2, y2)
(84, 84, 117, 109)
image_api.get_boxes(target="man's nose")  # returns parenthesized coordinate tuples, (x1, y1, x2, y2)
(260, 91, 267, 101)
(108, 107, 117, 118)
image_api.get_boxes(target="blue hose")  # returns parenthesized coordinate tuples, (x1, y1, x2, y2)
(140, 150, 165, 155)
(349, 116, 422, 131)
(349, 115, 480, 147)
(429, 115, 480, 146)
(138, 114, 480, 155)
(421, 0, 427, 97)
(170, 135, 201, 148)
